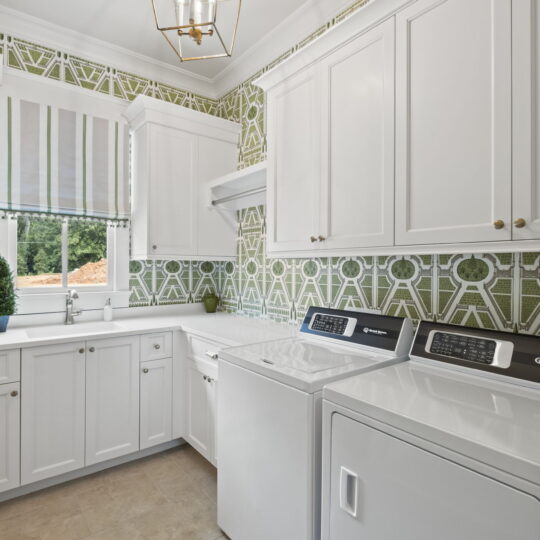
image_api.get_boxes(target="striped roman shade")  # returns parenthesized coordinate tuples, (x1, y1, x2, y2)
(0, 96, 129, 223)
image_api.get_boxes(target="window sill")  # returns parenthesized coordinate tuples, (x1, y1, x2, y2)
(15, 290, 131, 316)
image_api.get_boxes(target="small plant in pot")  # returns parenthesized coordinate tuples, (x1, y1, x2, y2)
(0, 255, 16, 332)
(202, 291, 220, 313)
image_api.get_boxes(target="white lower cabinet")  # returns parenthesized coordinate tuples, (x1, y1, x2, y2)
(0, 382, 20, 492)
(86, 336, 140, 465)
(186, 358, 217, 466)
(140, 358, 173, 450)
(21, 342, 86, 484)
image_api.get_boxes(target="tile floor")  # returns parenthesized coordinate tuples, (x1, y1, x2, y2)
(0, 444, 226, 540)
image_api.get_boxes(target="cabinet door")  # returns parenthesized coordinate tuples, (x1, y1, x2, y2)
(140, 358, 172, 450)
(512, 0, 540, 239)
(21, 343, 85, 484)
(148, 124, 197, 258)
(319, 19, 395, 249)
(267, 66, 322, 252)
(395, 0, 512, 245)
(186, 358, 217, 465)
(197, 135, 238, 258)
(327, 414, 540, 540)
(86, 336, 140, 465)
(0, 382, 20, 493)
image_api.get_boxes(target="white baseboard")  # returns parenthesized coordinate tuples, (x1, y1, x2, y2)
(0, 439, 185, 503)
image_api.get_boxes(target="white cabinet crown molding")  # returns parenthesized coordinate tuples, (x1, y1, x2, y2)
(254, 0, 416, 92)
(125, 95, 240, 142)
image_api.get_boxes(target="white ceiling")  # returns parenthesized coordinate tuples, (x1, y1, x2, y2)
(0, 0, 309, 79)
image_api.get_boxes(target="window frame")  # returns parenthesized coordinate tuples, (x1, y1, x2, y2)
(14, 218, 114, 294)
(0, 218, 130, 315)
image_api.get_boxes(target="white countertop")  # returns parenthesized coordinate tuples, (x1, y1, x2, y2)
(0, 311, 297, 350)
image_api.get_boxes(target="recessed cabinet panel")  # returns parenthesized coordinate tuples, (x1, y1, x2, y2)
(86, 336, 140, 465)
(140, 358, 172, 450)
(267, 66, 321, 252)
(197, 136, 238, 257)
(21, 343, 85, 484)
(0, 349, 20, 385)
(320, 18, 395, 249)
(512, 0, 540, 240)
(0, 382, 20, 493)
(395, 0, 512, 245)
(148, 124, 197, 258)
(186, 358, 217, 465)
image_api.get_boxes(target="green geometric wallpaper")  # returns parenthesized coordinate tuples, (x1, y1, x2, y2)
(219, 206, 540, 335)
(2, 0, 539, 333)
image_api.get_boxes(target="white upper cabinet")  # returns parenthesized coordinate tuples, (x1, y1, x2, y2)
(319, 18, 395, 249)
(395, 0, 512, 245)
(266, 66, 322, 252)
(147, 124, 197, 258)
(126, 96, 240, 260)
(512, 0, 540, 240)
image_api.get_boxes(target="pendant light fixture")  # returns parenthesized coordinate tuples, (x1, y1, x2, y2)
(151, 0, 242, 62)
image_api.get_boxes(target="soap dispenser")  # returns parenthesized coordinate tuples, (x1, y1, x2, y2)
(103, 298, 113, 322)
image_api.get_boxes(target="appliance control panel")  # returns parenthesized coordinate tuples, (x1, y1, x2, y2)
(411, 321, 540, 385)
(300, 306, 414, 355)
(428, 332, 501, 365)
(308, 313, 356, 337)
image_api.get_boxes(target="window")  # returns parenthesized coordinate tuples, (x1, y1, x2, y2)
(17, 217, 109, 290)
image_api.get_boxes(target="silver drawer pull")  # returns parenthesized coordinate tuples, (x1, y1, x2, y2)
(153, 344, 161, 350)
(205, 351, 218, 360)
(142, 368, 149, 374)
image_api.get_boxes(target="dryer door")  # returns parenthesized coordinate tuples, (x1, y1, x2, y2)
(328, 413, 540, 540)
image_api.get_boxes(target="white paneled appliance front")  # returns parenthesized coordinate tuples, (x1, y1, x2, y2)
(322, 321, 540, 540)
(217, 306, 414, 540)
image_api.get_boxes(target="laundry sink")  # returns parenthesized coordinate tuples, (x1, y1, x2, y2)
(24, 321, 128, 340)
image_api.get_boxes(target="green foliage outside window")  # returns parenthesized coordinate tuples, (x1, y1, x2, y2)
(17, 218, 107, 277)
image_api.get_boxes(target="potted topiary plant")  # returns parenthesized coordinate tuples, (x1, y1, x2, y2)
(0, 255, 16, 332)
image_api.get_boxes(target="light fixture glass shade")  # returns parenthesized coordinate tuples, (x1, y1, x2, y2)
(151, 0, 241, 62)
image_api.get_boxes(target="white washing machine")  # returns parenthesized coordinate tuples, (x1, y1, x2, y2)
(321, 320, 540, 540)
(217, 306, 414, 540)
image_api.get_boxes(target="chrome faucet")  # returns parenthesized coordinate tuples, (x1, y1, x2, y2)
(65, 289, 82, 325)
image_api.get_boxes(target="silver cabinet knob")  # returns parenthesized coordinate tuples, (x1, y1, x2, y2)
(318, 235, 326, 242)
(203, 375, 208, 381)
(153, 344, 161, 350)
(142, 368, 149, 374)
(79, 348, 85, 354)
(152, 244, 157, 250)
(89, 347, 95, 353)
(10, 390, 18, 397)
(205, 351, 218, 360)
(310, 236, 317, 243)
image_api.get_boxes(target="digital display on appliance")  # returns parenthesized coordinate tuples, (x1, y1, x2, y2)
(429, 332, 497, 365)
(310, 313, 350, 335)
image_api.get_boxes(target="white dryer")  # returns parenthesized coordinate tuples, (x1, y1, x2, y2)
(217, 306, 414, 540)
(322, 320, 540, 540)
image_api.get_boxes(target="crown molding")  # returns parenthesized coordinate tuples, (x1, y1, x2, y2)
(210, 0, 355, 95)
(0, 5, 219, 99)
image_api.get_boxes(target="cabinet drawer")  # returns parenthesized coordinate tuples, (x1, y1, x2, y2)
(188, 335, 225, 363)
(0, 349, 20, 384)
(141, 332, 172, 361)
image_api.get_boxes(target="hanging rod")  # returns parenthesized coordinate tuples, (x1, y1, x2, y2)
(211, 186, 266, 206)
